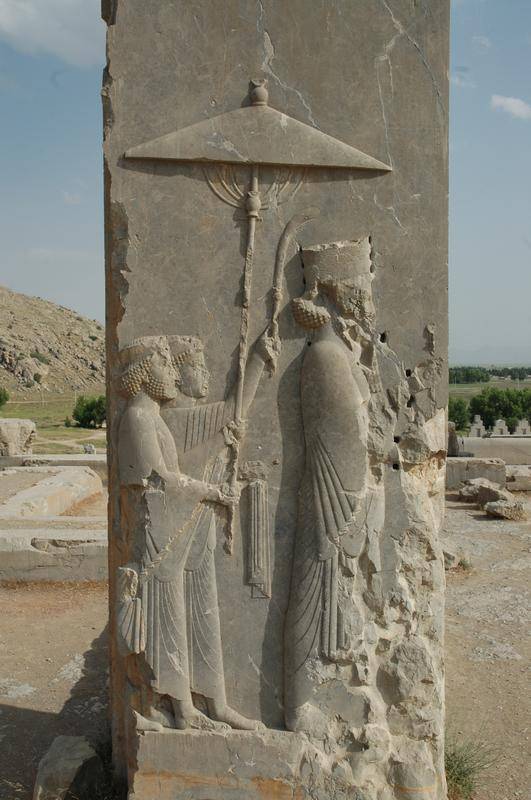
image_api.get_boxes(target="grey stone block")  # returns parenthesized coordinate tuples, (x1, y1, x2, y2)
(446, 457, 506, 490)
(103, 1, 449, 797)
(0, 528, 107, 582)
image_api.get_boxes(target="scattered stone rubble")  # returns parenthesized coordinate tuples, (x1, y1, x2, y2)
(458, 478, 527, 521)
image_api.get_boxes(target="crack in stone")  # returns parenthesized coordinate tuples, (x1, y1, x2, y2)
(379, 0, 445, 114)
(257, 0, 320, 129)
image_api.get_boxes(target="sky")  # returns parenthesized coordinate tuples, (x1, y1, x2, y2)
(0, 1, 530, 365)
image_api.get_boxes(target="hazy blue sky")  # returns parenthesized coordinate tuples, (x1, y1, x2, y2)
(0, 1, 529, 364)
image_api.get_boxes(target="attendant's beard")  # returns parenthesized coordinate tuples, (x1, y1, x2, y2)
(291, 297, 331, 330)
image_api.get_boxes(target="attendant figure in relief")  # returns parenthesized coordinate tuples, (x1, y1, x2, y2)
(117, 332, 273, 732)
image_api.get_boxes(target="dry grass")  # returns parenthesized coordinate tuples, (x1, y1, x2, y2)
(445, 734, 500, 799)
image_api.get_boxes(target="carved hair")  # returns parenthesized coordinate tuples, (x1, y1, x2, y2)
(118, 335, 172, 399)
(166, 335, 204, 368)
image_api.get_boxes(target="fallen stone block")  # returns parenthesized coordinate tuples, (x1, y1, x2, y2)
(0, 466, 102, 518)
(32, 735, 105, 800)
(0, 418, 36, 456)
(459, 478, 515, 507)
(484, 500, 527, 521)
(446, 457, 505, 490)
(506, 465, 531, 492)
(0, 528, 107, 582)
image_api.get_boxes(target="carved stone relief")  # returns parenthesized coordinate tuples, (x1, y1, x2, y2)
(116, 334, 267, 733)
(105, 4, 449, 790)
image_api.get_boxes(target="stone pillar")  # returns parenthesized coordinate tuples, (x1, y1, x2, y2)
(103, 2, 449, 798)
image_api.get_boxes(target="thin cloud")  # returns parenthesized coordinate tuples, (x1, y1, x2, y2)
(62, 191, 82, 206)
(451, 73, 476, 89)
(473, 35, 491, 50)
(491, 94, 531, 120)
(451, 67, 475, 89)
(0, 0, 105, 68)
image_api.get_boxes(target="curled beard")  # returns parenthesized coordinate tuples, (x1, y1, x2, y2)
(291, 297, 331, 330)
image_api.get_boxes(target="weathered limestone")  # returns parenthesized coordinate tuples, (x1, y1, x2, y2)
(492, 418, 510, 436)
(0, 528, 107, 583)
(468, 415, 485, 438)
(514, 419, 531, 436)
(447, 421, 460, 457)
(484, 500, 527, 521)
(458, 478, 526, 520)
(458, 478, 514, 506)
(32, 735, 104, 800)
(0, 466, 102, 519)
(103, 2, 449, 798)
(445, 457, 505, 490)
(0, 418, 36, 456)
(506, 465, 531, 492)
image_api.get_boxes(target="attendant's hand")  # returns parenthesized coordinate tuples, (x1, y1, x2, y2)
(256, 327, 281, 372)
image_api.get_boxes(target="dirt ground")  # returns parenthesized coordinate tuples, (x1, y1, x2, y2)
(0, 583, 108, 800)
(0, 496, 529, 800)
(444, 493, 531, 800)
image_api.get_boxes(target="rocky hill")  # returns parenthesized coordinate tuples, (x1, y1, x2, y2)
(0, 286, 105, 394)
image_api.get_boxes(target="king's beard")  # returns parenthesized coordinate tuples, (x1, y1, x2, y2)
(291, 297, 331, 330)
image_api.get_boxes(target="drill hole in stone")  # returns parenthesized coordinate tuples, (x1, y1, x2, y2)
(392, 463, 400, 471)
(393, 436, 401, 444)
(405, 368, 412, 377)
(407, 395, 415, 408)
(379, 332, 387, 343)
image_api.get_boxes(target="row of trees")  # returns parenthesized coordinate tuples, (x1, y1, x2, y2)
(449, 366, 531, 384)
(449, 387, 531, 433)
(449, 367, 490, 384)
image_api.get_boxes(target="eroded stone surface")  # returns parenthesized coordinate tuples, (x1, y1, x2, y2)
(0, 467, 102, 519)
(484, 500, 527, 521)
(104, 2, 449, 797)
(458, 478, 513, 506)
(32, 735, 104, 800)
(0, 418, 36, 456)
(446, 457, 505, 490)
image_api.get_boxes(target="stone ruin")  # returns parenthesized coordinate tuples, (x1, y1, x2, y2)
(0, 418, 36, 456)
(469, 414, 486, 438)
(492, 419, 510, 436)
(103, 2, 449, 798)
(514, 419, 530, 436)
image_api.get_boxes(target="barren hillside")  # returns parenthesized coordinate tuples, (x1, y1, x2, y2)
(0, 286, 105, 394)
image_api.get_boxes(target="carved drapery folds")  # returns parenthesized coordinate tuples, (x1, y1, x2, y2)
(108, 50, 448, 796)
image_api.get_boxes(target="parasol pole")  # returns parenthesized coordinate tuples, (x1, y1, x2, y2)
(225, 163, 261, 553)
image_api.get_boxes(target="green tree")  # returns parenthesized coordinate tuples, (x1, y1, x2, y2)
(448, 397, 469, 431)
(0, 387, 9, 410)
(469, 387, 531, 431)
(449, 367, 490, 384)
(72, 395, 106, 428)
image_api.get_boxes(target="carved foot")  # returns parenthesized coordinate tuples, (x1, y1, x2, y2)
(174, 708, 230, 732)
(133, 710, 164, 732)
(209, 703, 265, 731)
